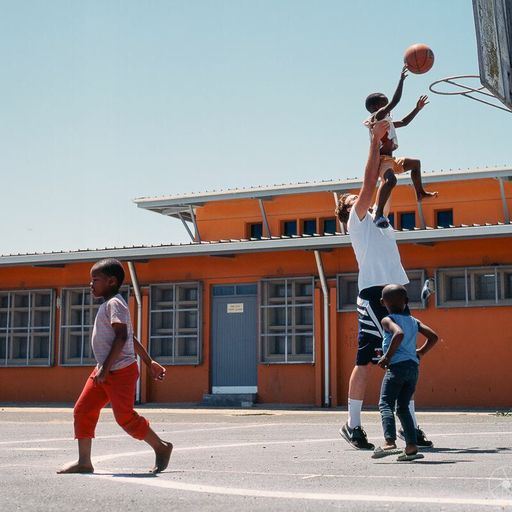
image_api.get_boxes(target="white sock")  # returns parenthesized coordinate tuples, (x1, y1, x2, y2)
(348, 398, 363, 429)
(409, 400, 418, 429)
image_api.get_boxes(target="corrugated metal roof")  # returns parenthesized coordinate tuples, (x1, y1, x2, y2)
(134, 165, 512, 212)
(1, 222, 511, 267)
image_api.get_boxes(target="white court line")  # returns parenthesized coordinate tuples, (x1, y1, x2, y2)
(91, 473, 512, 508)
(0, 423, 285, 446)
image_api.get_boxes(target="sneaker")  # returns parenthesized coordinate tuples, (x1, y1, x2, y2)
(374, 216, 389, 229)
(421, 278, 435, 303)
(339, 422, 375, 450)
(398, 426, 434, 448)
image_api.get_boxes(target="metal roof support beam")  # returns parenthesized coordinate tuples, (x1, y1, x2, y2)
(417, 200, 426, 229)
(258, 199, 272, 237)
(177, 212, 196, 242)
(333, 192, 346, 234)
(189, 205, 201, 242)
(498, 178, 510, 223)
(314, 250, 330, 408)
(127, 261, 142, 404)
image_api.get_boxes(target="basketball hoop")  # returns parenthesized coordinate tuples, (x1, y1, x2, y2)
(429, 75, 512, 113)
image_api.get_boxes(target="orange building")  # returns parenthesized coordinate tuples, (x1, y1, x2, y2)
(1, 166, 511, 408)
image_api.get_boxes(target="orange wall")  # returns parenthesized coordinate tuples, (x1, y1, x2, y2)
(195, 178, 512, 240)
(0, 233, 511, 407)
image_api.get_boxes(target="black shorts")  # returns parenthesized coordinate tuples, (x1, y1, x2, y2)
(356, 286, 388, 366)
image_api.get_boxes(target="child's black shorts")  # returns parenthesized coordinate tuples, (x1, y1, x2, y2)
(356, 286, 387, 366)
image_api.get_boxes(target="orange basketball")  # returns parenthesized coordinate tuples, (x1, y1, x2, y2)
(404, 43, 434, 74)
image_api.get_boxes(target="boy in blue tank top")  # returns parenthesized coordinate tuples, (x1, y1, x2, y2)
(372, 284, 438, 461)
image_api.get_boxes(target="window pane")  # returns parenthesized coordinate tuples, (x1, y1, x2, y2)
(338, 276, 358, 309)
(151, 287, 174, 308)
(295, 306, 313, 326)
(150, 337, 173, 358)
(9, 334, 28, 363)
(0, 311, 8, 329)
(323, 218, 337, 234)
(30, 334, 49, 360)
(0, 293, 9, 309)
(388, 213, 395, 228)
(151, 312, 173, 333)
(405, 278, 422, 303)
(175, 337, 198, 358)
(0, 335, 7, 361)
(293, 335, 314, 356)
(263, 335, 287, 359)
(178, 286, 198, 303)
(177, 311, 198, 330)
(447, 275, 467, 301)
(236, 284, 257, 296)
(475, 272, 497, 301)
(14, 293, 30, 308)
(400, 212, 416, 230)
(295, 281, 313, 298)
(436, 210, 453, 228)
(504, 272, 512, 299)
(32, 310, 51, 328)
(250, 223, 263, 239)
(303, 219, 316, 235)
(33, 292, 51, 308)
(12, 310, 29, 329)
(283, 221, 297, 236)
(213, 285, 235, 296)
(67, 332, 83, 359)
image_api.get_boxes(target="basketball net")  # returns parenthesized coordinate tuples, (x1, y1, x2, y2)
(429, 75, 512, 113)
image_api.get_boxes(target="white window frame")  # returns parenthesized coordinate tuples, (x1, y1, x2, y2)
(337, 270, 426, 311)
(149, 282, 202, 365)
(260, 277, 315, 364)
(0, 289, 55, 367)
(59, 286, 130, 366)
(437, 266, 512, 308)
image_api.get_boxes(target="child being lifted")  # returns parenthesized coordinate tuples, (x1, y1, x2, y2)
(364, 66, 437, 228)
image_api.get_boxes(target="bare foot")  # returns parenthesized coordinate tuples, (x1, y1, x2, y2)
(416, 190, 438, 201)
(150, 441, 173, 474)
(57, 461, 94, 474)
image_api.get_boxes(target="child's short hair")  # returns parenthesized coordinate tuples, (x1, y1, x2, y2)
(335, 193, 351, 223)
(92, 258, 125, 287)
(365, 93, 387, 113)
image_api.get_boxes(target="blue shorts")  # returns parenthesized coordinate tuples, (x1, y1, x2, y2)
(356, 286, 388, 366)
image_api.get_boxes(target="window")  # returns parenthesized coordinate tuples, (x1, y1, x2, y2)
(249, 223, 263, 239)
(0, 290, 54, 367)
(337, 274, 359, 311)
(337, 270, 425, 311)
(302, 219, 316, 235)
(388, 213, 395, 228)
(437, 266, 512, 307)
(60, 287, 129, 365)
(322, 218, 337, 234)
(149, 283, 201, 365)
(283, 221, 297, 236)
(399, 212, 416, 230)
(260, 278, 314, 363)
(436, 209, 453, 228)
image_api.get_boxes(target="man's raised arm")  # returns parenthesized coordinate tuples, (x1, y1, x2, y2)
(354, 120, 389, 220)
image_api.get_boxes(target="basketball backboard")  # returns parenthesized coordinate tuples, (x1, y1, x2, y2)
(472, 0, 512, 110)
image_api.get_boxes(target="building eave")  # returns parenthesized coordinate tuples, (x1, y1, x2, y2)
(0, 224, 511, 268)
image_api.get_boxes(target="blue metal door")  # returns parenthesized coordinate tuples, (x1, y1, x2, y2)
(211, 284, 257, 393)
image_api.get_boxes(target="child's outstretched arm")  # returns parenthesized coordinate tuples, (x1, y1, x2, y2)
(394, 95, 429, 128)
(416, 321, 438, 359)
(374, 66, 408, 121)
(378, 317, 404, 368)
(134, 336, 166, 381)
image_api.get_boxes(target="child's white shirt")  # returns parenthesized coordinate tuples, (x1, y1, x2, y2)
(363, 113, 398, 150)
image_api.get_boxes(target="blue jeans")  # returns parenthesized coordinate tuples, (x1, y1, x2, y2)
(378, 360, 419, 444)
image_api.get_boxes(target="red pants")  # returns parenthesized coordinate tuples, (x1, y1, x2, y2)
(74, 362, 149, 440)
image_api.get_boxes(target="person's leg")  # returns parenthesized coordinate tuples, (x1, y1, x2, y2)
(374, 169, 397, 225)
(378, 367, 404, 449)
(348, 364, 372, 425)
(107, 363, 172, 473)
(402, 158, 438, 201)
(396, 363, 419, 455)
(58, 369, 109, 474)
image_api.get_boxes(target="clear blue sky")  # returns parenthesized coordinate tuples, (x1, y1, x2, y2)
(0, 0, 509, 254)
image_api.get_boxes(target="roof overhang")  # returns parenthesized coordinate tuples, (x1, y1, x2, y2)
(1, 224, 511, 268)
(134, 166, 512, 216)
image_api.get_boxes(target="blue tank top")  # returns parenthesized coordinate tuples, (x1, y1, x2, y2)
(382, 312, 420, 365)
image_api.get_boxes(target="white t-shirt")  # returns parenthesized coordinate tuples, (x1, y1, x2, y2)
(348, 208, 409, 292)
(91, 294, 136, 371)
(363, 113, 398, 150)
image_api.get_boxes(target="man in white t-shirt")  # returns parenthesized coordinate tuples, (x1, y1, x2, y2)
(335, 120, 433, 450)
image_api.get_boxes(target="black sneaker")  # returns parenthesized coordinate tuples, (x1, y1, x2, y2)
(398, 426, 434, 448)
(339, 422, 375, 450)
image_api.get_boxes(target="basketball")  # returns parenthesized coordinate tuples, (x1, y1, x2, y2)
(404, 43, 434, 74)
